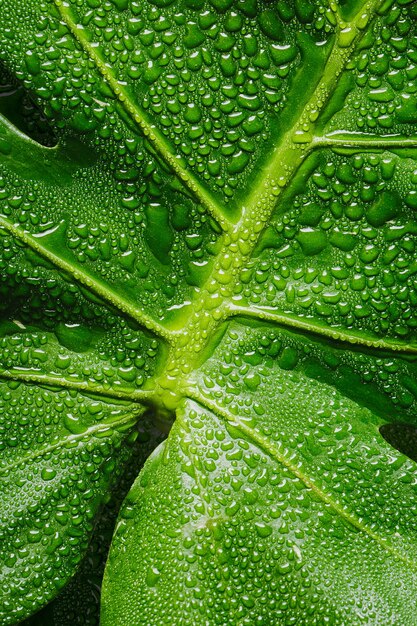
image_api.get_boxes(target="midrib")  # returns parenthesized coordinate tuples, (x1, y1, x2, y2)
(152, 0, 385, 409)
(0, 0, 395, 406)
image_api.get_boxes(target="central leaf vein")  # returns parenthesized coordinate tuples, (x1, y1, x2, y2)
(152, 0, 394, 406)
(2, 0, 405, 408)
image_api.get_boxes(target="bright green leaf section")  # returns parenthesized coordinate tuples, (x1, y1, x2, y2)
(102, 322, 417, 624)
(102, 357, 417, 624)
(1, 0, 417, 624)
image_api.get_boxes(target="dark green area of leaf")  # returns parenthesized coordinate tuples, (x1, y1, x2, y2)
(21, 416, 165, 626)
(0, 61, 56, 148)
(380, 422, 417, 464)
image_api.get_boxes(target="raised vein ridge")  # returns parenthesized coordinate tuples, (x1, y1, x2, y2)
(0, 215, 173, 342)
(188, 393, 417, 573)
(238, 0, 384, 229)
(315, 132, 417, 151)
(53, 0, 231, 232)
(152, 0, 394, 408)
(0, 367, 152, 402)
(228, 305, 417, 356)
(0, 412, 139, 476)
(1, 0, 407, 411)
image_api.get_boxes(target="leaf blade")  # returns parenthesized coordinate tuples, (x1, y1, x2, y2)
(102, 382, 417, 625)
(0, 0, 417, 623)
(0, 380, 142, 625)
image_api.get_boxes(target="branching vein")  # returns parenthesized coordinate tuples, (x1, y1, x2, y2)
(54, 0, 231, 232)
(315, 132, 417, 152)
(0, 367, 153, 403)
(187, 393, 417, 573)
(227, 304, 417, 356)
(0, 412, 140, 476)
(0, 215, 173, 342)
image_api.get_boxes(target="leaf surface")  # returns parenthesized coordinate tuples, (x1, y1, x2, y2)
(0, 0, 417, 624)
(103, 348, 417, 623)
(21, 417, 164, 626)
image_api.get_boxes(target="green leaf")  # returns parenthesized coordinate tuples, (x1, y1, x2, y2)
(102, 327, 417, 622)
(0, 381, 141, 624)
(0, 0, 417, 624)
(21, 418, 164, 626)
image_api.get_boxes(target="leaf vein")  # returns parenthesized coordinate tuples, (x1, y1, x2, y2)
(187, 392, 417, 572)
(0, 412, 140, 476)
(0, 215, 173, 342)
(54, 0, 230, 231)
(0, 368, 153, 403)
(227, 305, 417, 356)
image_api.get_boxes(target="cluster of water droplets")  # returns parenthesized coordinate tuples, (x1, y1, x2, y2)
(1, 0, 417, 622)
(199, 320, 417, 422)
(0, 382, 138, 625)
(105, 379, 417, 624)
(328, 3, 417, 133)
(0, 0, 342, 206)
(235, 150, 417, 340)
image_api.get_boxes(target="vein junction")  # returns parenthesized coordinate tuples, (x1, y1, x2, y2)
(149, 0, 402, 408)
(1, 0, 412, 408)
(2, 0, 416, 562)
